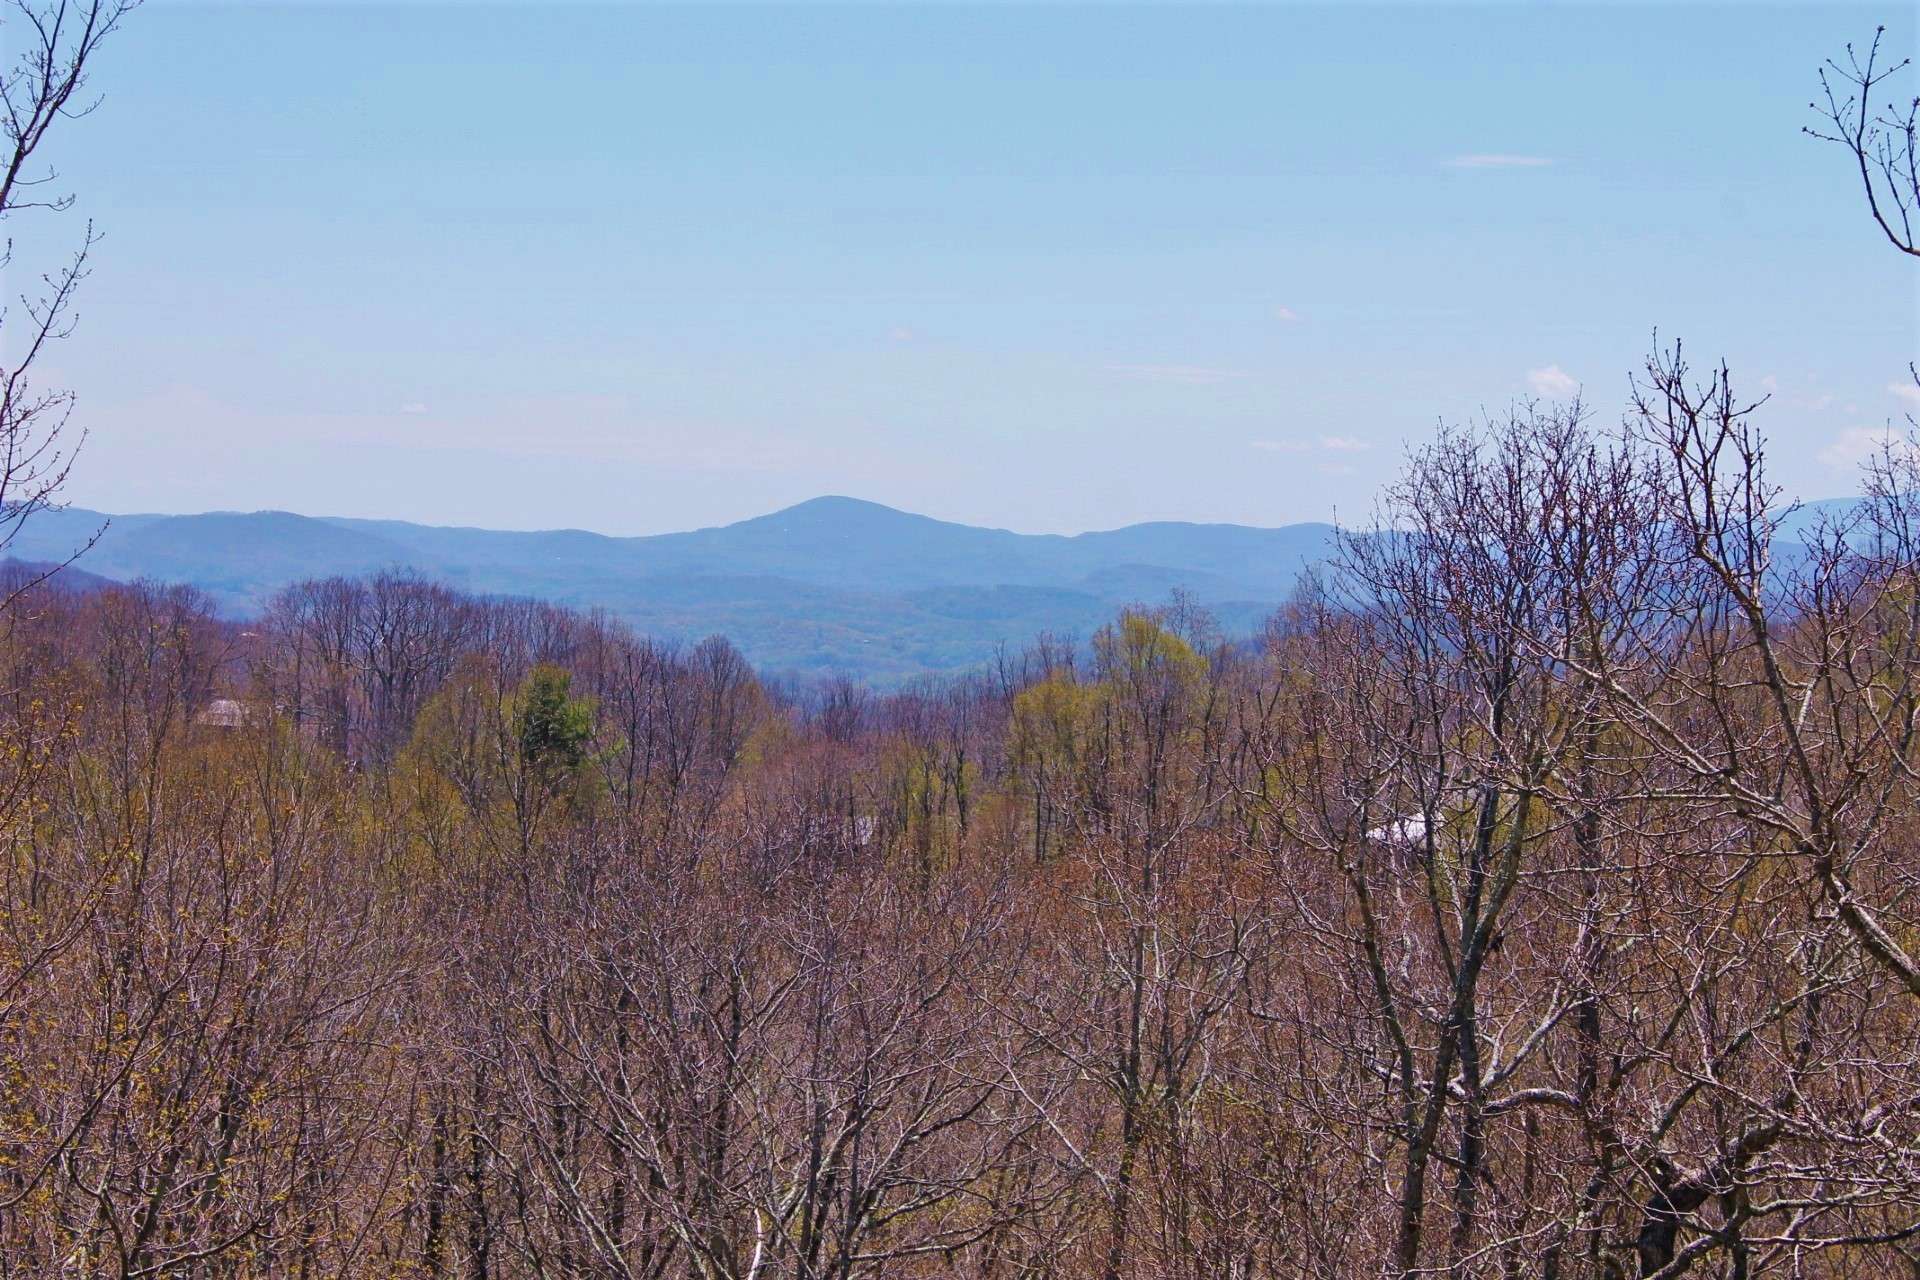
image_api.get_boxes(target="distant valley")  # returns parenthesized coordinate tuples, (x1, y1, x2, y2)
(8, 497, 1337, 680)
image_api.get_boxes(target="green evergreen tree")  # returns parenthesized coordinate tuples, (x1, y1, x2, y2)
(514, 664, 593, 784)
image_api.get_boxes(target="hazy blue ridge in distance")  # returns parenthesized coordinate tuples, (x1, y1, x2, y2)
(3, 493, 1867, 680)
(0, 497, 1348, 679)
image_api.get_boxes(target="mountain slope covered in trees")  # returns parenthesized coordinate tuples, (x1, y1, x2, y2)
(8, 496, 1338, 678)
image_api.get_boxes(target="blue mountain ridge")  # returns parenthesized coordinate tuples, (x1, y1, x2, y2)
(3, 494, 1860, 681)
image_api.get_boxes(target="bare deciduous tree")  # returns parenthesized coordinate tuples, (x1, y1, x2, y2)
(0, 1, 139, 576)
(1810, 26, 1920, 258)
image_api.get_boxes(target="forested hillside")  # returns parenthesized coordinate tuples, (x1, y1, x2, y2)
(10, 383, 1920, 1276)
(3, 498, 1335, 680)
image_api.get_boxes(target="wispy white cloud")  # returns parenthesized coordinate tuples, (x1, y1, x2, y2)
(1252, 435, 1371, 455)
(1526, 364, 1579, 398)
(399, 402, 430, 416)
(1890, 381, 1920, 407)
(1819, 425, 1918, 470)
(1273, 305, 1301, 323)
(1108, 363, 1247, 386)
(1446, 153, 1554, 169)
(887, 326, 916, 343)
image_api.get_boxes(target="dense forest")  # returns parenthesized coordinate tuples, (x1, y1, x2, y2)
(6, 368, 1920, 1276)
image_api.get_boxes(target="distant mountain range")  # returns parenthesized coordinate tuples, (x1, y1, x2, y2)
(6, 498, 1336, 680)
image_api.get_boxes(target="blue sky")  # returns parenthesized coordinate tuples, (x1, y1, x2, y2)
(17, 0, 1918, 534)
